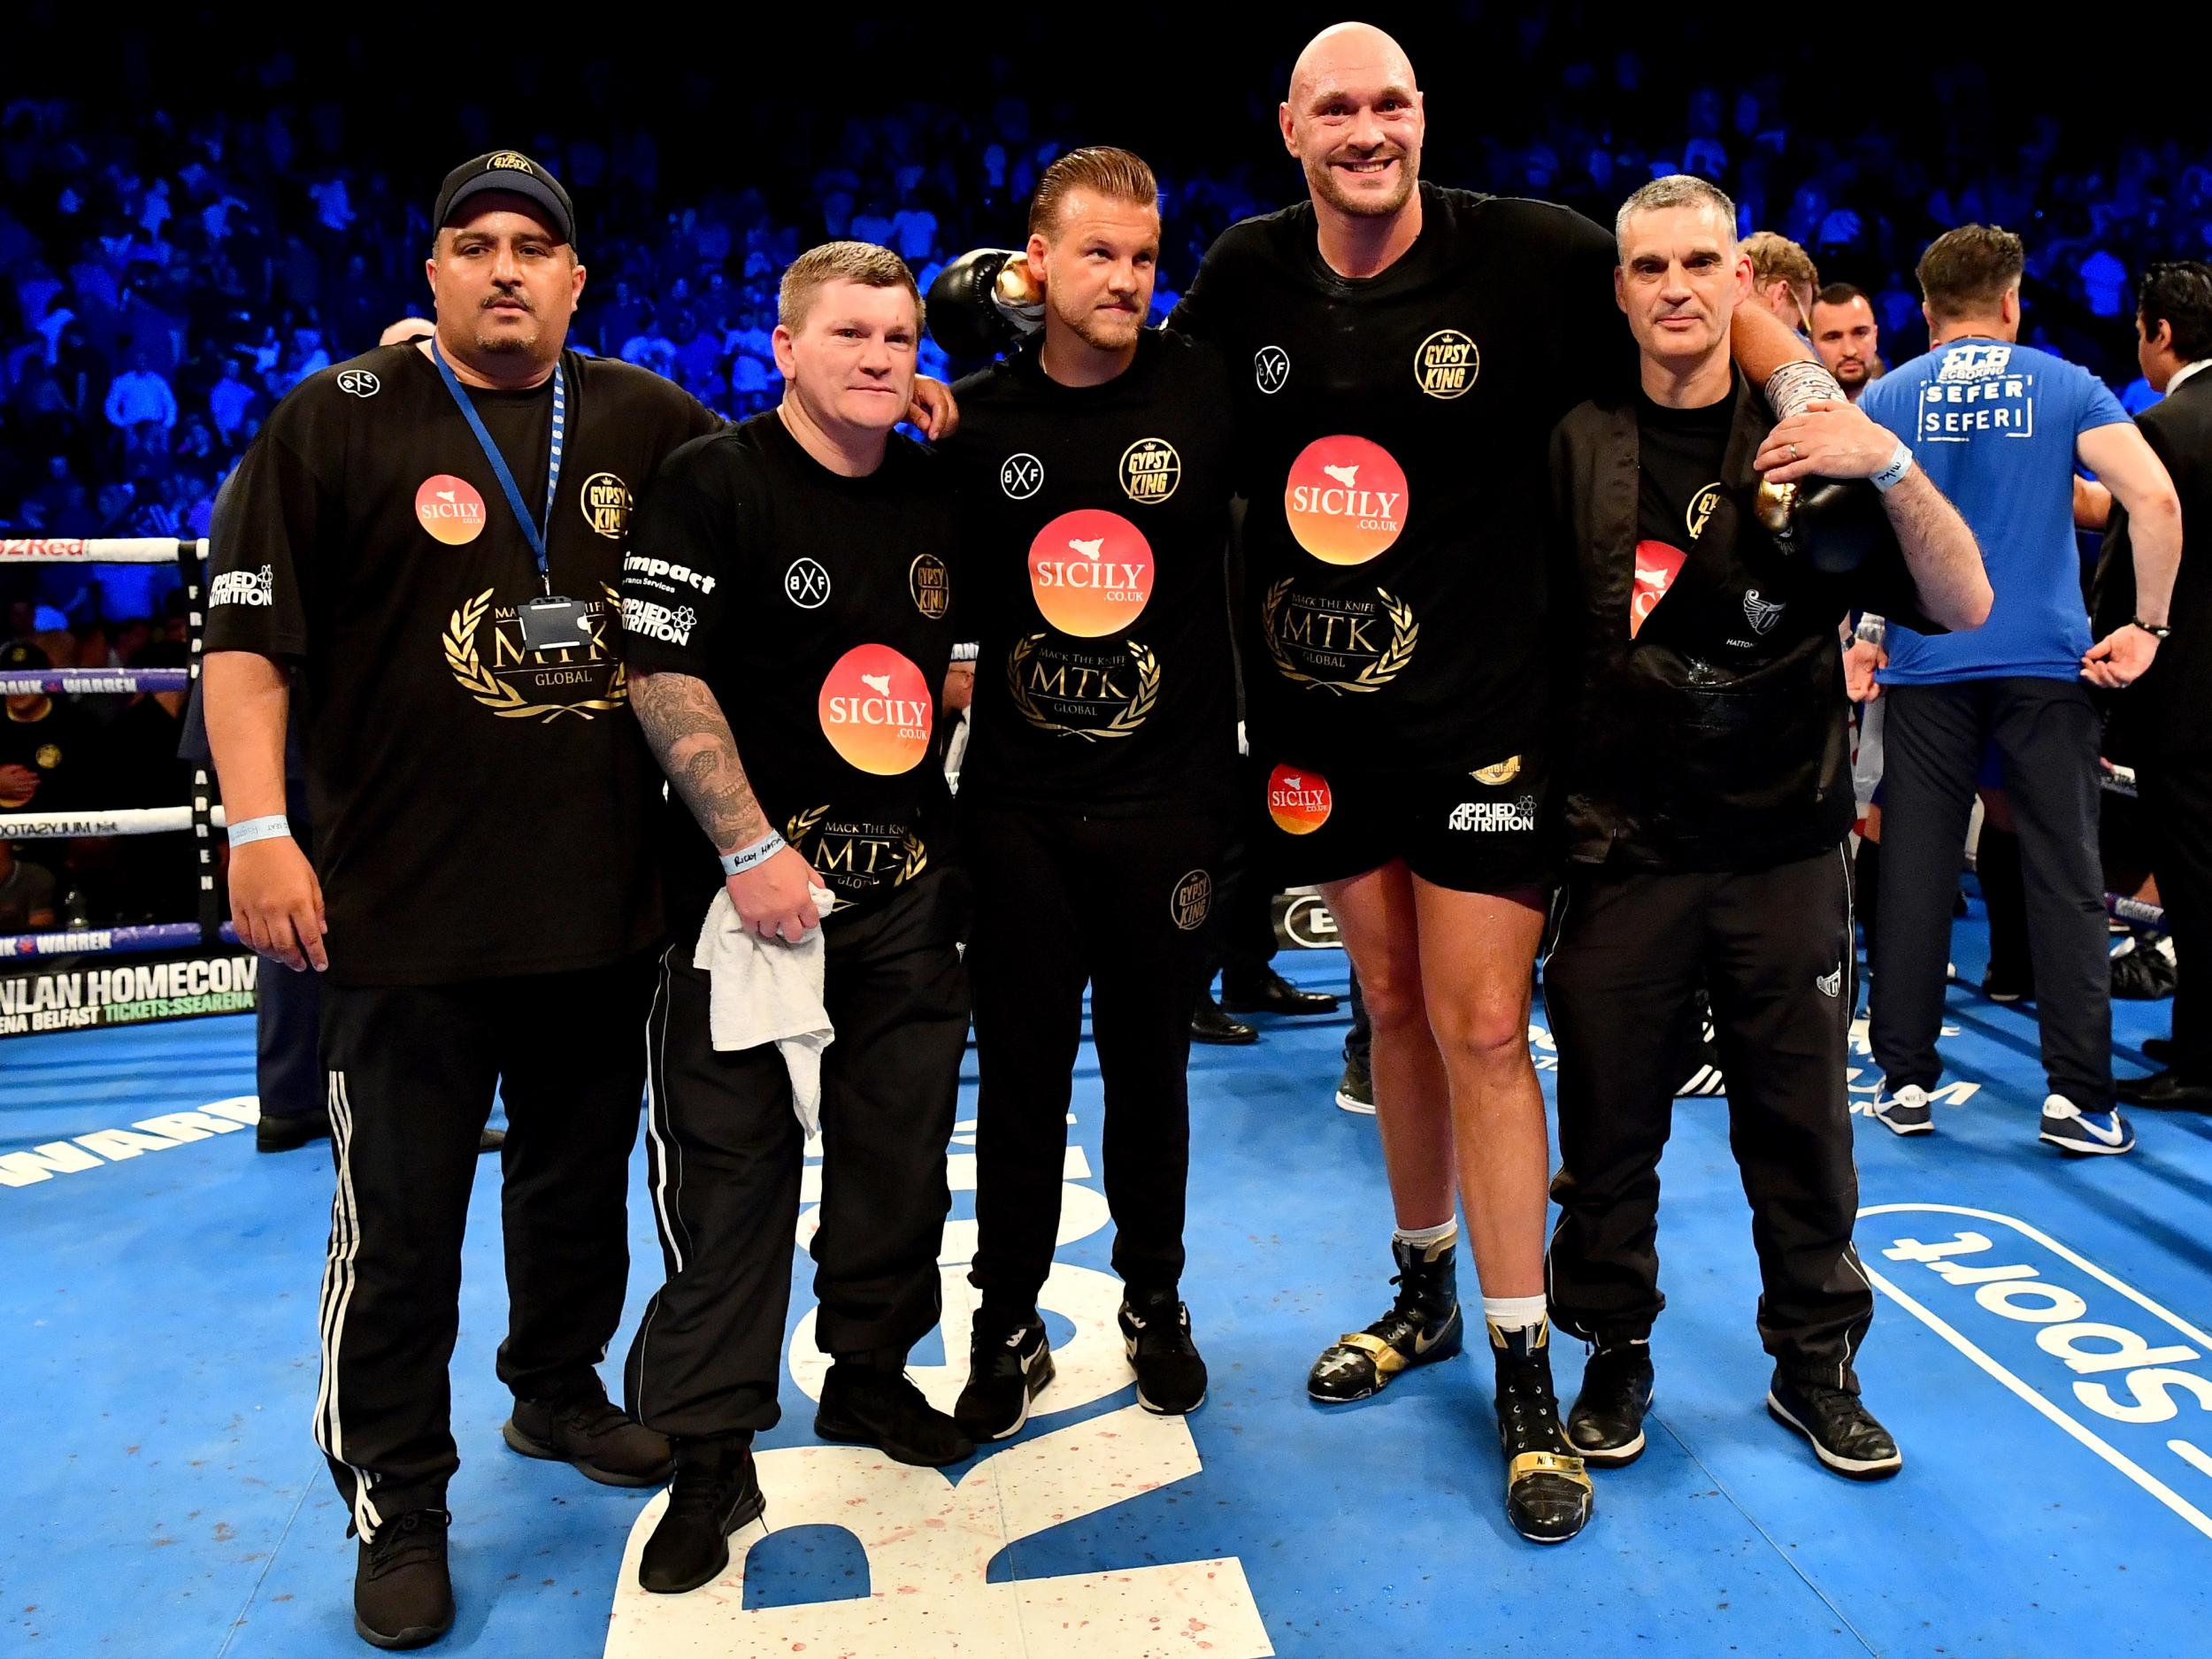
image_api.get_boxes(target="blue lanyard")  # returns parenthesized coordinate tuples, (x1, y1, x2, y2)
(431, 339, 565, 585)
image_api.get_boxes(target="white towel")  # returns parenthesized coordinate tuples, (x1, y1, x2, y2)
(692, 885, 838, 1135)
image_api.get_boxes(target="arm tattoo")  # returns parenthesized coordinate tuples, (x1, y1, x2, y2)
(631, 670, 770, 853)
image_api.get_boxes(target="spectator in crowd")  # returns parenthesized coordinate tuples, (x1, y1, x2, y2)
(1741, 230, 1819, 334)
(102, 347, 177, 430)
(1810, 281, 1881, 399)
(0, 836, 58, 933)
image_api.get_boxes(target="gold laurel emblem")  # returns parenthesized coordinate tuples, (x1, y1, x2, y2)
(442, 585, 627, 721)
(1005, 636, 1161, 740)
(783, 803, 832, 848)
(1472, 755, 1523, 787)
(1415, 329, 1479, 399)
(487, 151, 533, 173)
(1118, 437, 1182, 505)
(1686, 483, 1723, 541)
(897, 830, 928, 884)
(1262, 580, 1418, 695)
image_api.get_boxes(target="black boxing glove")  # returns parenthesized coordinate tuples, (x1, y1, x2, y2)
(926, 249, 1044, 359)
(1755, 475, 1896, 576)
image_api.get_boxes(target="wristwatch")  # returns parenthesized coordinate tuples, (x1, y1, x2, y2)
(2130, 617, 2173, 640)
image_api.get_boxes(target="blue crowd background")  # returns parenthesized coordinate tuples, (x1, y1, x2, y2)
(2, 4, 2208, 927)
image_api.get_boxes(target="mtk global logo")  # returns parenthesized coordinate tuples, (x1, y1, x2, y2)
(818, 644, 933, 776)
(416, 474, 488, 546)
(1283, 437, 1408, 565)
(1027, 509, 1155, 637)
(1266, 764, 1333, 834)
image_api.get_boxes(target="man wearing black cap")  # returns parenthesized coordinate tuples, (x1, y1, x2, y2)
(202, 151, 721, 1651)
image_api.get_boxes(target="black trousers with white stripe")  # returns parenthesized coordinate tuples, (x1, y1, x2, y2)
(313, 954, 653, 1535)
(624, 871, 969, 1442)
(1544, 847, 1875, 1390)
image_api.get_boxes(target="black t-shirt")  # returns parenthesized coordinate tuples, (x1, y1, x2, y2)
(1167, 181, 1623, 772)
(941, 331, 1238, 815)
(202, 341, 719, 986)
(1, 699, 90, 816)
(619, 411, 960, 933)
(1586, 385, 1920, 870)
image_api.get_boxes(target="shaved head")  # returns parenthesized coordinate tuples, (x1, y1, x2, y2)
(1280, 20, 1425, 226)
(1288, 20, 1416, 104)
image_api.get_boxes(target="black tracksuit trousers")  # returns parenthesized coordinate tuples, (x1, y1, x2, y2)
(312, 953, 654, 1537)
(623, 872, 970, 1440)
(964, 800, 1226, 1325)
(1544, 848, 1876, 1390)
(2139, 753, 2212, 1077)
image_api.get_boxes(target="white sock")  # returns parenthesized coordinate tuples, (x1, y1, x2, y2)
(1482, 1294, 1549, 1333)
(1394, 1219, 1457, 1250)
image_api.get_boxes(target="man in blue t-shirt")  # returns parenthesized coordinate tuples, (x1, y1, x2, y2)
(1855, 225, 2182, 1155)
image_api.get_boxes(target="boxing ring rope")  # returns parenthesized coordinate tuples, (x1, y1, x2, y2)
(4, 535, 230, 964)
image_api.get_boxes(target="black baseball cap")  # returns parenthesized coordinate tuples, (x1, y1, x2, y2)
(1, 640, 51, 672)
(433, 150, 576, 247)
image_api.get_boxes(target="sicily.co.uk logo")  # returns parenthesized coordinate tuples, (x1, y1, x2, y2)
(1266, 764, 1333, 835)
(1283, 437, 1408, 565)
(818, 644, 933, 776)
(1027, 509, 1155, 637)
(415, 474, 487, 545)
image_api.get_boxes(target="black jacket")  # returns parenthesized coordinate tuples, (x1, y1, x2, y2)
(1548, 373, 1912, 872)
(2093, 368, 2212, 760)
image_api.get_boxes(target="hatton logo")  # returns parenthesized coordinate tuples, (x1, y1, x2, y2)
(1284, 437, 1408, 565)
(580, 472, 630, 539)
(1267, 764, 1333, 835)
(1414, 329, 1479, 399)
(1743, 588, 1786, 635)
(818, 645, 933, 776)
(1028, 509, 1155, 637)
(416, 474, 488, 545)
(1631, 539, 1686, 638)
(1119, 438, 1181, 504)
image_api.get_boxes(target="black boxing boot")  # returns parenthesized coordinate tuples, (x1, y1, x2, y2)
(1308, 1232, 1463, 1402)
(1491, 1318, 1594, 1544)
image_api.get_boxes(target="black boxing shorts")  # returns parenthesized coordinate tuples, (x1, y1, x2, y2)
(1256, 747, 1558, 894)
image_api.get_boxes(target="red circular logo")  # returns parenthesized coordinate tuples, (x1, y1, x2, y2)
(1027, 508, 1155, 637)
(1266, 764, 1333, 835)
(818, 645, 933, 776)
(415, 474, 488, 546)
(1283, 438, 1408, 565)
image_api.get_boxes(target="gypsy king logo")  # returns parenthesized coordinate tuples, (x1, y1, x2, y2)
(446, 583, 628, 720)
(910, 553, 950, 619)
(1686, 483, 1723, 541)
(487, 150, 534, 173)
(1266, 764, 1333, 835)
(580, 472, 630, 539)
(1414, 329, 1479, 399)
(1283, 437, 1408, 565)
(1630, 539, 1686, 638)
(1027, 509, 1155, 637)
(416, 475, 488, 546)
(1472, 755, 1522, 787)
(1119, 438, 1181, 505)
(818, 645, 933, 776)
(1170, 870, 1212, 931)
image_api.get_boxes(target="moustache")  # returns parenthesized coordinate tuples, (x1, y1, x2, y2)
(482, 292, 534, 312)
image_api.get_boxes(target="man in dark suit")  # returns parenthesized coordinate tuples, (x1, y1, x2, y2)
(2100, 262, 2212, 1106)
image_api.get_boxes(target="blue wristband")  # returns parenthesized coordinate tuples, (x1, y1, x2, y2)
(719, 830, 787, 877)
(227, 814, 292, 849)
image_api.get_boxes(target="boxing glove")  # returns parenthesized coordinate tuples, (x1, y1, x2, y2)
(1755, 475, 1895, 576)
(926, 249, 1043, 358)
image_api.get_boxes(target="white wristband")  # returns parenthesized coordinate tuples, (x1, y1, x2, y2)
(719, 830, 787, 877)
(227, 814, 292, 848)
(1870, 442, 1914, 493)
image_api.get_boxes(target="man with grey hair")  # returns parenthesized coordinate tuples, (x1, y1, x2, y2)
(1545, 174, 1988, 1481)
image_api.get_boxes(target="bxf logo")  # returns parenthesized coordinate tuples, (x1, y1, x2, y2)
(1867, 1202, 2212, 1543)
(1000, 452, 1044, 499)
(784, 557, 831, 609)
(336, 369, 380, 398)
(1254, 345, 1291, 395)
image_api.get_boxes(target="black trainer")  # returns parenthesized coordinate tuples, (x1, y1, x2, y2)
(503, 1381, 672, 1487)
(256, 1107, 331, 1154)
(1119, 1290, 1207, 1414)
(1766, 1370, 1902, 1480)
(353, 1507, 453, 1650)
(815, 1360, 974, 1466)
(1491, 1320, 1594, 1545)
(637, 1438, 766, 1595)
(1308, 1233, 1463, 1402)
(956, 1314, 1055, 1441)
(1566, 1341, 1655, 1468)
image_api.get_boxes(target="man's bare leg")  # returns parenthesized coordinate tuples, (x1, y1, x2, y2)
(1321, 860, 1452, 1230)
(1409, 879, 1548, 1297)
